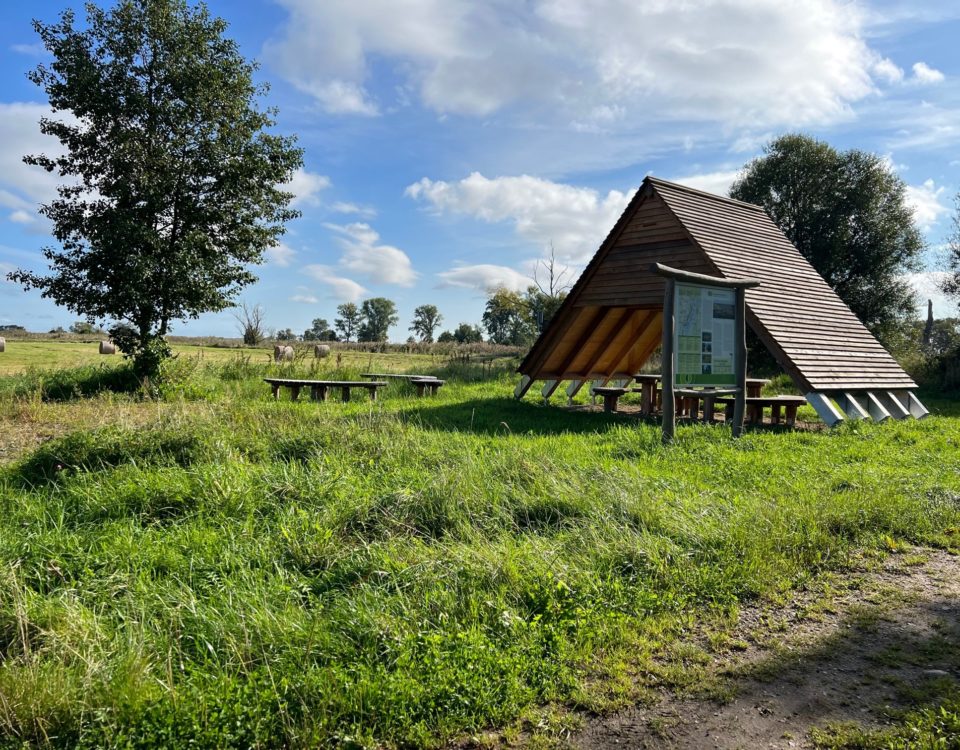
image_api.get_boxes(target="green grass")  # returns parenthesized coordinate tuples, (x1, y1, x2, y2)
(0, 351, 959, 747)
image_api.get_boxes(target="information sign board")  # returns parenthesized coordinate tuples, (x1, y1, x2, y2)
(674, 283, 737, 386)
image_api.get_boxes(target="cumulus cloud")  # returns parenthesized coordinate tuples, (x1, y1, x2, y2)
(266, 0, 896, 128)
(436, 263, 532, 294)
(406, 172, 633, 263)
(331, 201, 377, 218)
(902, 270, 953, 317)
(0, 102, 68, 223)
(911, 62, 945, 85)
(282, 168, 331, 208)
(302, 264, 368, 302)
(904, 179, 949, 230)
(265, 242, 296, 267)
(668, 170, 740, 197)
(290, 293, 319, 304)
(326, 222, 417, 286)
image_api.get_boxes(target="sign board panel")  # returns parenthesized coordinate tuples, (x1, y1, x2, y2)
(674, 282, 736, 386)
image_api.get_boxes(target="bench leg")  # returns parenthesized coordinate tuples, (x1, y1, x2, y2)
(725, 402, 734, 420)
(317, 386, 328, 402)
(771, 403, 782, 425)
(603, 394, 619, 413)
(370, 387, 378, 401)
(749, 403, 762, 423)
(703, 396, 715, 423)
(271, 384, 281, 400)
(415, 383, 426, 397)
(786, 404, 798, 427)
(640, 383, 652, 414)
(290, 386, 301, 401)
(341, 387, 351, 402)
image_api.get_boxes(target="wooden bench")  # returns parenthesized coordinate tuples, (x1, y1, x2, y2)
(591, 386, 628, 412)
(410, 378, 445, 396)
(713, 395, 807, 426)
(264, 378, 387, 402)
(673, 388, 740, 421)
(362, 373, 445, 397)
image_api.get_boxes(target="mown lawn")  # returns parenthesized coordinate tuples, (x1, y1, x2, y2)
(1, 351, 958, 748)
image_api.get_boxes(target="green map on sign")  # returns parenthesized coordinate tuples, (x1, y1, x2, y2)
(674, 284, 736, 386)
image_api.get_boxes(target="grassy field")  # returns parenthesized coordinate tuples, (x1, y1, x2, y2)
(0, 343, 959, 748)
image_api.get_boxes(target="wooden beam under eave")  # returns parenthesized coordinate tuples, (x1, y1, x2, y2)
(600, 309, 659, 375)
(625, 311, 663, 373)
(541, 305, 610, 378)
(566, 307, 636, 379)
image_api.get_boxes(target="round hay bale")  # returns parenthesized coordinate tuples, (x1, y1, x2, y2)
(314, 344, 330, 359)
(274, 344, 294, 362)
(0, 337, 5, 353)
(99, 340, 116, 355)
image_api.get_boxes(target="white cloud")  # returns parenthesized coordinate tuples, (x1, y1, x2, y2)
(905, 179, 949, 230)
(668, 170, 739, 198)
(437, 263, 532, 294)
(266, 0, 895, 128)
(265, 242, 296, 267)
(290, 293, 319, 304)
(903, 271, 953, 318)
(10, 43, 45, 57)
(0, 261, 15, 281)
(406, 172, 633, 263)
(331, 201, 377, 218)
(282, 168, 331, 208)
(326, 222, 417, 286)
(872, 58, 904, 84)
(911, 62, 945, 85)
(8, 210, 35, 224)
(302, 264, 368, 302)
(0, 102, 68, 221)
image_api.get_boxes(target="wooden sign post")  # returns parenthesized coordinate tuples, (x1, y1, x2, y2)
(653, 264, 760, 443)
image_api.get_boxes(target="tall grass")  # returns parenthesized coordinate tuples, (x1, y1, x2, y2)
(0, 361, 958, 747)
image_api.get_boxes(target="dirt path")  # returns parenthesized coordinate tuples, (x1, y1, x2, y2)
(572, 550, 960, 749)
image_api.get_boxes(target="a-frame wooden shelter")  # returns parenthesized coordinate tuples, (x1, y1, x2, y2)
(516, 176, 927, 424)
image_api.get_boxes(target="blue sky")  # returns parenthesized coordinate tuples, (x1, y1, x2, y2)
(1, 0, 958, 339)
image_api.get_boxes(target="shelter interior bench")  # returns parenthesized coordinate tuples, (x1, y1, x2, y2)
(713, 395, 807, 426)
(264, 378, 387, 402)
(633, 374, 769, 415)
(361, 373, 445, 396)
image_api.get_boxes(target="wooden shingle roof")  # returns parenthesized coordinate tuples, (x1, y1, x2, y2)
(519, 176, 916, 393)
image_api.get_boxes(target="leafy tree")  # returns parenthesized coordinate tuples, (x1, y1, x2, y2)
(944, 192, 960, 310)
(358, 297, 398, 342)
(483, 288, 535, 345)
(275, 328, 296, 341)
(730, 134, 923, 345)
(69, 320, 100, 334)
(409, 304, 443, 342)
(7, 0, 302, 379)
(303, 317, 336, 341)
(437, 330, 455, 343)
(334, 302, 362, 342)
(524, 287, 567, 333)
(453, 322, 483, 343)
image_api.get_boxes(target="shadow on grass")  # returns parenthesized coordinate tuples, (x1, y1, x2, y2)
(397, 397, 643, 436)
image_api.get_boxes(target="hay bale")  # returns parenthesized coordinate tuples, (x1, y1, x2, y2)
(0, 337, 5, 353)
(274, 344, 294, 362)
(314, 344, 330, 359)
(99, 340, 116, 355)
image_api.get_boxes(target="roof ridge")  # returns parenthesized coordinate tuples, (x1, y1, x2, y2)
(644, 175, 765, 212)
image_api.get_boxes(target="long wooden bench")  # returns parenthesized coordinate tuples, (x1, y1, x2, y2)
(591, 386, 628, 412)
(264, 378, 387, 402)
(362, 372, 445, 397)
(713, 395, 807, 426)
(361, 372, 433, 382)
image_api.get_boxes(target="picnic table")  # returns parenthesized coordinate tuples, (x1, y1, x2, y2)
(633, 373, 769, 414)
(713, 395, 807, 426)
(264, 378, 387, 402)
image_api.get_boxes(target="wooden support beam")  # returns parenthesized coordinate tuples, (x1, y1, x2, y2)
(541, 379, 561, 401)
(547, 306, 610, 377)
(837, 392, 869, 421)
(864, 392, 891, 422)
(574, 307, 636, 378)
(881, 391, 910, 420)
(566, 379, 586, 405)
(661, 278, 676, 443)
(906, 392, 929, 419)
(514, 375, 533, 400)
(603, 310, 658, 375)
(805, 392, 844, 427)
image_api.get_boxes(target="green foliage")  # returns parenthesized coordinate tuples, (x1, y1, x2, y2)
(302, 318, 336, 342)
(409, 304, 443, 343)
(68, 321, 100, 335)
(453, 322, 483, 343)
(731, 134, 924, 345)
(945, 192, 960, 312)
(483, 288, 536, 345)
(358, 297, 399, 342)
(7, 0, 302, 380)
(334, 302, 362, 342)
(274, 328, 296, 341)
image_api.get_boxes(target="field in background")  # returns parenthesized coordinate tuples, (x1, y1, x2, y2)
(0, 345, 958, 748)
